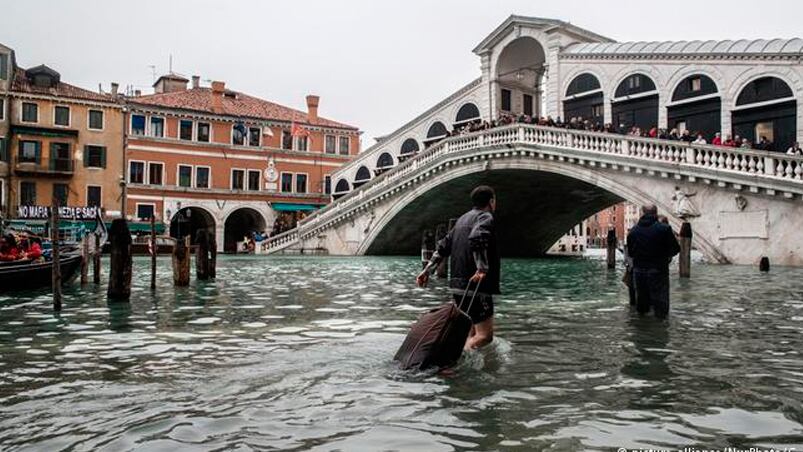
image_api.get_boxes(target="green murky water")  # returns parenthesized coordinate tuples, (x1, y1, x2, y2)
(1, 256, 803, 451)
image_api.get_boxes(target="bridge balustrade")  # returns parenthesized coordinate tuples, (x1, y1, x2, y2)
(262, 124, 803, 252)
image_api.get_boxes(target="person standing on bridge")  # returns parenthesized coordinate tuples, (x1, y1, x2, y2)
(416, 186, 500, 350)
(626, 204, 680, 320)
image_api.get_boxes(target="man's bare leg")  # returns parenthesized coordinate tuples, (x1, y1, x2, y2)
(465, 317, 494, 350)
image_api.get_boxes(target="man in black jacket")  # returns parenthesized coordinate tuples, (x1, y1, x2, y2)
(417, 186, 500, 350)
(626, 204, 681, 319)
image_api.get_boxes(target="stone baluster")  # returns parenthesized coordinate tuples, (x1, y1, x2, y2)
(764, 156, 775, 176)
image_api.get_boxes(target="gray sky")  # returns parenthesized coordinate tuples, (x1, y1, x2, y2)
(4, 0, 802, 147)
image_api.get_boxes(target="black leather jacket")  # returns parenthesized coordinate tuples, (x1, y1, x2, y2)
(431, 208, 500, 294)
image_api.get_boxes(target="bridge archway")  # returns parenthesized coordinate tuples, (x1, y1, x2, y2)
(454, 103, 481, 128)
(563, 73, 604, 124)
(333, 178, 350, 200)
(424, 121, 448, 147)
(224, 207, 267, 253)
(612, 73, 659, 131)
(375, 152, 394, 175)
(667, 74, 720, 140)
(399, 138, 420, 162)
(495, 36, 546, 117)
(169, 206, 215, 245)
(353, 165, 372, 188)
(732, 76, 796, 151)
(359, 157, 724, 262)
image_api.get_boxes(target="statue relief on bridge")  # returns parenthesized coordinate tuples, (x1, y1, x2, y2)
(672, 186, 701, 220)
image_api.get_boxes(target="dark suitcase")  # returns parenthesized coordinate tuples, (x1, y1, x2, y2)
(394, 285, 479, 371)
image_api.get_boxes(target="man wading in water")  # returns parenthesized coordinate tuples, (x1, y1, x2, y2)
(417, 185, 500, 350)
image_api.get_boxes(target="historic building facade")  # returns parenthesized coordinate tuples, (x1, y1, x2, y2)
(0, 43, 13, 217)
(331, 15, 803, 191)
(125, 75, 360, 252)
(2, 45, 124, 223)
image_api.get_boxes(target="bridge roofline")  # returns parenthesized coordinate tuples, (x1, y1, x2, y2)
(472, 15, 615, 55)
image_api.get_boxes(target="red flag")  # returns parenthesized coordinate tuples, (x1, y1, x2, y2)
(291, 122, 310, 137)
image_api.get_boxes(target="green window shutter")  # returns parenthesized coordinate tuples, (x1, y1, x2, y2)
(100, 147, 107, 168)
(83, 145, 89, 167)
(35, 142, 42, 163)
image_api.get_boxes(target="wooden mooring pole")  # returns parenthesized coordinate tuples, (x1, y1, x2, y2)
(606, 228, 617, 269)
(195, 229, 211, 280)
(80, 235, 89, 285)
(93, 233, 101, 285)
(51, 199, 62, 312)
(173, 236, 190, 286)
(209, 234, 217, 280)
(107, 218, 132, 300)
(679, 222, 692, 278)
(150, 215, 157, 290)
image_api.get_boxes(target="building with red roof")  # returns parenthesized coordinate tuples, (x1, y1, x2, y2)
(125, 74, 361, 252)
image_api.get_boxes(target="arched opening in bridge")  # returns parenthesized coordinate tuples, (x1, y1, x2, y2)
(423, 122, 448, 147)
(399, 138, 420, 163)
(375, 152, 394, 176)
(612, 73, 659, 131)
(224, 208, 267, 253)
(732, 76, 796, 151)
(365, 168, 623, 257)
(353, 165, 371, 189)
(169, 206, 215, 245)
(495, 36, 546, 118)
(667, 74, 721, 140)
(563, 73, 603, 125)
(454, 103, 481, 128)
(333, 178, 350, 200)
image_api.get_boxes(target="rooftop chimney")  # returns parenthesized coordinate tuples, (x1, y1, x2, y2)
(192, 75, 200, 89)
(211, 80, 225, 113)
(134, 89, 142, 97)
(111, 82, 119, 97)
(306, 95, 320, 123)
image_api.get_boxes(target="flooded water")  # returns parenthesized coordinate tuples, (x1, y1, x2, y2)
(1, 256, 803, 451)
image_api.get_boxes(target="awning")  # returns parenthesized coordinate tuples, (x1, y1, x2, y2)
(128, 222, 166, 233)
(272, 203, 323, 212)
(11, 125, 79, 138)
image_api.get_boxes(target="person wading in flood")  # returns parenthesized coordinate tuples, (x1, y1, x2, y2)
(626, 204, 680, 319)
(416, 185, 500, 350)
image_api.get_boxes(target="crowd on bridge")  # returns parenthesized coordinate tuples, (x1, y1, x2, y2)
(444, 114, 803, 156)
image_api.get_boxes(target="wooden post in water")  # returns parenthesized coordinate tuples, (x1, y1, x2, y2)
(679, 222, 692, 278)
(420, 229, 434, 269)
(435, 223, 448, 278)
(150, 215, 157, 290)
(93, 233, 101, 284)
(173, 236, 190, 286)
(195, 229, 211, 280)
(606, 228, 617, 269)
(51, 199, 62, 312)
(209, 234, 217, 280)
(107, 218, 132, 300)
(80, 235, 89, 285)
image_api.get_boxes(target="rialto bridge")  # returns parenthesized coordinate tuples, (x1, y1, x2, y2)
(263, 16, 803, 266)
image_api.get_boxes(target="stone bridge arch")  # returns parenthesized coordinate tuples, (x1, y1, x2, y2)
(357, 157, 727, 262)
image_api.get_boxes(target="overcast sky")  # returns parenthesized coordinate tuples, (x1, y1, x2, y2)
(4, 0, 803, 147)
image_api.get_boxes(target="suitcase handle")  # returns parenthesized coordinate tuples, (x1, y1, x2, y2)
(457, 282, 481, 316)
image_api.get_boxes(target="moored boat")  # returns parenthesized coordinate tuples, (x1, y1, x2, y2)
(0, 252, 83, 292)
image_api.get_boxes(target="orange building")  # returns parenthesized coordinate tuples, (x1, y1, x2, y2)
(586, 202, 626, 247)
(125, 74, 360, 252)
(4, 57, 124, 224)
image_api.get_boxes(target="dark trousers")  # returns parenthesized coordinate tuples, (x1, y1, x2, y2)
(633, 268, 670, 319)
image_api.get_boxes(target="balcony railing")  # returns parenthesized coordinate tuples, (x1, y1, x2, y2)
(14, 157, 76, 175)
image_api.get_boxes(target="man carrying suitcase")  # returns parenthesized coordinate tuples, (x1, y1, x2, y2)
(417, 185, 500, 350)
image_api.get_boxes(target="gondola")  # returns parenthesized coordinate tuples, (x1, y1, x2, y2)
(0, 252, 83, 292)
